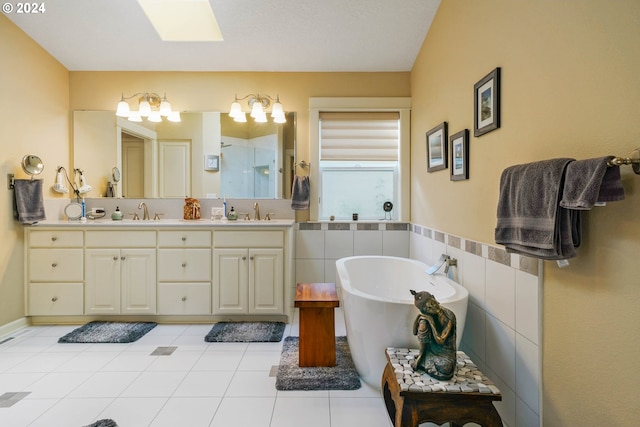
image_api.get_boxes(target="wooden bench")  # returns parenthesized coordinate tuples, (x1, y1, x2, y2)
(381, 348, 503, 427)
(294, 282, 340, 367)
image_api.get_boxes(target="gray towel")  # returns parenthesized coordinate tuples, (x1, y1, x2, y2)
(495, 158, 580, 260)
(560, 156, 625, 210)
(291, 175, 310, 210)
(13, 179, 46, 224)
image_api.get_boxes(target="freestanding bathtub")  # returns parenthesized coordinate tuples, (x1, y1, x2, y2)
(335, 255, 469, 388)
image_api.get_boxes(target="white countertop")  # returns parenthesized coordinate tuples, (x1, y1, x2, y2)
(29, 218, 295, 228)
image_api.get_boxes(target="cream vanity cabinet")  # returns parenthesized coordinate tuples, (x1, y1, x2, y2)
(157, 230, 212, 315)
(84, 230, 156, 315)
(213, 230, 284, 315)
(25, 230, 84, 315)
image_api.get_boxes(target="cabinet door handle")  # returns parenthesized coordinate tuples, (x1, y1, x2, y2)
(121, 256, 126, 261)
(51, 236, 57, 242)
(181, 296, 187, 302)
(113, 256, 119, 261)
(250, 256, 254, 261)
(181, 236, 187, 241)
(242, 256, 247, 260)
(51, 262, 57, 268)
(51, 296, 58, 302)
(181, 262, 187, 267)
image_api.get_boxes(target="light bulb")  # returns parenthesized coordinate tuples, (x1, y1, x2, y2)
(250, 99, 264, 118)
(139, 99, 151, 117)
(128, 111, 142, 122)
(159, 95, 172, 116)
(116, 99, 130, 117)
(233, 112, 247, 123)
(229, 100, 242, 118)
(167, 111, 181, 122)
(148, 112, 162, 123)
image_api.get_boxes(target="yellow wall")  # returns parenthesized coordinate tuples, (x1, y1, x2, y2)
(0, 15, 69, 326)
(411, 0, 640, 425)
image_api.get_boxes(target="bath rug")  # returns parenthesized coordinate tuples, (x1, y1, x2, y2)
(205, 321, 286, 343)
(84, 419, 118, 427)
(275, 336, 361, 390)
(58, 321, 157, 344)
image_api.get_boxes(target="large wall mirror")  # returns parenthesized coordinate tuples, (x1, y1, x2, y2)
(73, 111, 296, 199)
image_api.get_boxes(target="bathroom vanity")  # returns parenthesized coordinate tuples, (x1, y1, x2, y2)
(24, 219, 295, 323)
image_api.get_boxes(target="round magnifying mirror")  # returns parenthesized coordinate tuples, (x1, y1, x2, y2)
(21, 154, 44, 177)
(112, 167, 121, 183)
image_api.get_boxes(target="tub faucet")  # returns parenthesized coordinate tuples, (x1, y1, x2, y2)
(427, 254, 457, 275)
(253, 202, 261, 221)
(138, 202, 149, 220)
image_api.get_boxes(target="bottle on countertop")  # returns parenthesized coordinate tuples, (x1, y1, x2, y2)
(227, 206, 238, 220)
(111, 206, 123, 220)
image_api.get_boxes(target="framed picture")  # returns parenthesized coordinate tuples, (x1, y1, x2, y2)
(450, 129, 469, 181)
(474, 67, 501, 137)
(204, 154, 219, 171)
(426, 122, 448, 172)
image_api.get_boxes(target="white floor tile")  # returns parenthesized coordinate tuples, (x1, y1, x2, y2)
(149, 397, 221, 427)
(209, 397, 275, 427)
(101, 351, 157, 371)
(225, 371, 277, 397)
(172, 371, 234, 397)
(0, 372, 45, 393)
(97, 397, 168, 426)
(270, 397, 330, 427)
(120, 371, 187, 397)
(7, 352, 76, 373)
(237, 350, 282, 371)
(0, 397, 58, 427)
(67, 371, 140, 398)
(329, 397, 393, 427)
(25, 371, 93, 398)
(192, 351, 244, 371)
(28, 397, 114, 427)
(54, 350, 119, 372)
(146, 350, 202, 371)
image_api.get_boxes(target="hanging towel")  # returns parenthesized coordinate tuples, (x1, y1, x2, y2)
(560, 156, 625, 210)
(13, 179, 46, 224)
(495, 158, 580, 260)
(291, 175, 310, 210)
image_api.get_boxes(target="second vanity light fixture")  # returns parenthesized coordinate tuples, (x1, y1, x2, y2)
(228, 94, 286, 124)
(116, 92, 181, 123)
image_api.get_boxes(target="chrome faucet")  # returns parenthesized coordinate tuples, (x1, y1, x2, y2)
(138, 202, 149, 220)
(253, 202, 261, 221)
(426, 254, 457, 275)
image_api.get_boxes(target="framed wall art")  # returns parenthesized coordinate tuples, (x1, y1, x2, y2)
(426, 122, 448, 172)
(474, 67, 501, 137)
(204, 154, 219, 171)
(450, 129, 469, 181)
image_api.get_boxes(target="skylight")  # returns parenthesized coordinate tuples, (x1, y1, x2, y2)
(137, 0, 223, 41)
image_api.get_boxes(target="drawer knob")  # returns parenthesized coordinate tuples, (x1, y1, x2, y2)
(242, 256, 247, 260)
(121, 256, 126, 261)
(181, 236, 187, 241)
(250, 256, 254, 261)
(181, 262, 187, 267)
(51, 236, 57, 242)
(51, 262, 58, 268)
(51, 297, 58, 302)
(181, 296, 187, 302)
(113, 256, 119, 261)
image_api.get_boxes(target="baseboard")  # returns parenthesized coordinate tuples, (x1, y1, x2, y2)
(0, 317, 30, 339)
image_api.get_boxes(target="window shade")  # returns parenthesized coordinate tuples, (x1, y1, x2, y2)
(319, 112, 400, 161)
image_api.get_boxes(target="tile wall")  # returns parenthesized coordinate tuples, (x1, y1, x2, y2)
(294, 221, 542, 427)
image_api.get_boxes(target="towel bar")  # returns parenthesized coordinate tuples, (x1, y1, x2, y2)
(607, 148, 640, 174)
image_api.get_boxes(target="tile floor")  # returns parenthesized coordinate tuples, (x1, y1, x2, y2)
(0, 309, 395, 427)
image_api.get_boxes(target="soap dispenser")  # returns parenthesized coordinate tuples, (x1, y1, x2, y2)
(227, 206, 238, 220)
(111, 206, 123, 220)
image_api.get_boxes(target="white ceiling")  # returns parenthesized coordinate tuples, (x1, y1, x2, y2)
(5, 0, 440, 72)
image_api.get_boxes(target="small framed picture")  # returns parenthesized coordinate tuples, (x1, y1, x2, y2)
(474, 67, 501, 137)
(450, 129, 469, 181)
(204, 154, 219, 171)
(426, 122, 448, 172)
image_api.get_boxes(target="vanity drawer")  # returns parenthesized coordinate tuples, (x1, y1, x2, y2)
(29, 249, 84, 281)
(29, 230, 83, 247)
(157, 249, 211, 281)
(85, 231, 156, 247)
(213, 230, 284, 248)
(158, 230, 211, 247)
(28, 282, 84, 316)
(157, 283, 211, 315)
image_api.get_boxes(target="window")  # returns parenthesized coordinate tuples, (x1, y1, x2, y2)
(309, 98, 411, 222)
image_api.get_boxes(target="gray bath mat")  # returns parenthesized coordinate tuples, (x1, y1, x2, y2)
(58, 321, 157, 344)
(205, 321, 285, 342)
(275, 336, 361, 390)
(84, 419, 118, 427)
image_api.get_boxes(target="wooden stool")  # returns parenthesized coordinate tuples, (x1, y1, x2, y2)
(294, 282, 340, 367)
(381, 348, 503, 427)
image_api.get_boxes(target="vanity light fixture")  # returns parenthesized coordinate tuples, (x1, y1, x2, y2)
(228, 94, 286, 124)
(116, 92, 181, 123)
